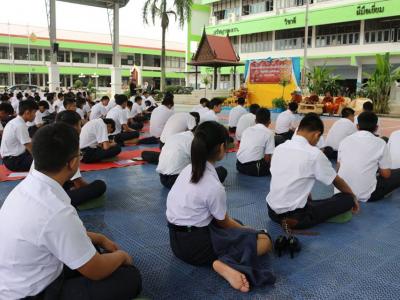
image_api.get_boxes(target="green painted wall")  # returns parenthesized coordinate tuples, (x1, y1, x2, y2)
(0, 36, 185, 57)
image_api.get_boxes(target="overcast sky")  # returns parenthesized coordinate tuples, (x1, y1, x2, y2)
(0, 0, 186, 42)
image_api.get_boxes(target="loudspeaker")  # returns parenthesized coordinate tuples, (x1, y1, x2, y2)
(53, 43, 59, 53)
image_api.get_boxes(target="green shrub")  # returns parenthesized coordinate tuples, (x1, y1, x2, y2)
(272, 97, 287, 110)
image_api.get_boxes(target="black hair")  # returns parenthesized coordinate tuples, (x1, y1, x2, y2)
(1, 93, 9, 102)
(191, 121, 229, 183)
(288, 102, 298, 112)
(256, 108, 271, 124)
(200, 98, 209, 105)
(76, 98, 85, 109)
(0, 102, 14, 115)
(298, 113, 324, 135)
(357, 111, 378, 133)
(16, 92, 23, 100)
(32, 123, 79, 173)
(27, 96, 35, 102)
(363, 101, 373, 112)
(34, 95, 41, 102)
(63, 97, 76, 108)
(38, 100, 50, 110)
(341, 107, 355, 118)
(189, 112, 200, 126)
(237, 97, 245, 105)
(103, 118, 116, 132)
(134, 95, 142, 103)
(57, 92, 64, 99)
(162, 92, 174, 107)
(55, 110, 81, 127)
(127, 100, 133, 108)
(47, 93, 54, 102)
(101, 95, 110, 101)
(249, 104, 260, 115)
(208, 98, 223, 109)
(115, 94, 128, 106)
(18, 100, 38, 116)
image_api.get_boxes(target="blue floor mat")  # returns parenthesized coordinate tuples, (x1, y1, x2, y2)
(1, 151, 400, 299)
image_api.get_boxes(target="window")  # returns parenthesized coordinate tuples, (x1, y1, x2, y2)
(0, 73, 8, 86)
(15, 73, 30, 84)
(45, 50, 51, 61)
(72, 51, 90, 63)
(0, 47, 9, 59)
(57, 50, 70, 63)
(275, 28, 311, 50)
(14, 48, 29, 60)
(241, 32, 272, 53)
(98, 53, 112, 65)
(98, 76, 111, 87)
(166, 56, 181, 68)
(143, 54, 160, 67)
(365, 17, 400, 43)
(242, 0, 273, 16)
(14, 48, 42, 61)
(121, 55, 137, 65)
(316, 21, 360, 47)
(213, 0, 240, 20)
(283, 0, 314, 8)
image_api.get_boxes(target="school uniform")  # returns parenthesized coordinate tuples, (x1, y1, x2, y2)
(266, 135, 354, 229)
(149, 105, 174, 138)
(337, 131, 400, 202)
(0, 116, 32, 172)
(200, 109, 217, 123)
(52, 99, 63, 112)
(80, 119, 121, 163)
(82, 102, 91, 117)
(160, 113, 197, 144)
(388, 130, 400, 169)
(44, 100, 55, 114)
(274, 110, 297, 142)
(167, 163, 274, 286)
(105, 99, 116, 113)
(191, 104, 208, 114)
(127, 103, 144, 130)
(89, 102, 107, 120)
(58, 105, 66, 113)
(76, 108, 85, 120)
(106, 105, 139, 146)
(354, 114, 382, 136)
(142, 96, 157, 111)
(228, 105, 247, 132)
(236, 124, 275, 177)
(235, 113, 256, 141)
(324, 118, 357, 159)
(11, 98, 19, 114)
(0, 169, 141, 299)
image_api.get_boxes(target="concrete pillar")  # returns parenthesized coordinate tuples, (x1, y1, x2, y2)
(357, 63, 363, 89)
(111, 1, 122, 95)
(311, 26, 316, 48)
(359, 20, 365, 45)
(48, 0, 60, 92)
(271, 31, 276, 51)
(217, 69, 221, 90)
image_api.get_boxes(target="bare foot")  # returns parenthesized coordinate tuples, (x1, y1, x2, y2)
(212, 260, 250, 293)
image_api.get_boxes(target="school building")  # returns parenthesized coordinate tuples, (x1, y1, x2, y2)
(0, 23, 186, 90)
(187, 0, 400, 92)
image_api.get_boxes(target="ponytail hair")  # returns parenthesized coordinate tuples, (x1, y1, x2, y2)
(191, 121, 229, 183)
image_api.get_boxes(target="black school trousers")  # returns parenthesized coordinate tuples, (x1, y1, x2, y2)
(236, 159, 270, 177)
(81, 146, 122, 163)
(64, 180, 107, 207)
(268, 193, 354, 229)
(323, 146, 338, 160)
(369, 169, 400, 202)
(2, 150, 33, 172)
(113, 131, 139, 146)
(24, 264, 142, 300)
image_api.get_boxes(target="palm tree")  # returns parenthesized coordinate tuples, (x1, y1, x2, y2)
(143, 0, 192, 92)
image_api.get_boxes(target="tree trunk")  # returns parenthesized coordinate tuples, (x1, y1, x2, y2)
(161, 25, 166, 92)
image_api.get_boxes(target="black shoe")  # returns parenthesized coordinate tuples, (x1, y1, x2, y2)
(288, 236, 301, 259)
(274, 235, 288, 257)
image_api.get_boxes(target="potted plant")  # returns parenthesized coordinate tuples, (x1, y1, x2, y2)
(272, 97, 287, 113)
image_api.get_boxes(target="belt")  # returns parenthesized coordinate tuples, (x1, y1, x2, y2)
(168, 222, 208, 233)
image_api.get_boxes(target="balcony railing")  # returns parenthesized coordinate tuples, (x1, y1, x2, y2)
(275, 37, 311, 50)
(316, 32, 359, 47)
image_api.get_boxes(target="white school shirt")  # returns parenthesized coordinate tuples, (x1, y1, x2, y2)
(236, 113, 256, 141)
(191, 104, 208, 114)
(294, 128, 325, 149)
(160, 113, 196, 143)
(129, 102, 143, 118)
(388, 130, 400, 169)
(166, 162, 227, 227)
(157, 131, 193, 175)
(0, 170, 96, 299)
(266, 135, 337, 214)
(80, 119, 109, 149)
(58, 105, 66, 113)
(0, 116, 30, 157)
(200, 109, 218, 123)
(11, 98, 19, 113)
(325, 118, 357, 151)
(44, 100, 55, 114)
(52, 99, 63, 112)
(149, 105, 174, 138)
(237, 124, 275, 164)
(82, 102, 91, 115)
(106, 105, 128, 134)
(30, 161, 81, 181)
(275, 110, 298, 134)
(34, 110, 50, 126)
(336, 131, 391, 202)
(89, 103, 107, 120)
(142, 96, 157, 110)
(228, 105, 247, 128)
(105, 99, 116, 113)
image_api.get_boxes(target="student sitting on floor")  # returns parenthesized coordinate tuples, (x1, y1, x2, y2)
(166, 121, 274, 292)
(354, 101, 384, 138)
(160, 112, 199, 146)
(323, 107, 357, 160)
(0, 100, 38, 172)
(388, 129, 400, 170)
(106, 94, 140, 146)
(228, 97, 247, 133)
(200, 98, 223, 123)
(44, 92, 55, 113)
(52, 92, 64, 112)
(236, 108, 275, 177)
(191, 98, 209, 114)
(274, 102, 298, 145)
(0, 102, 14, 143)
(0, 122, 142, 299)
(126, 97, 145, 130)
(90, 95, 109, 120)
(80, 118, 122, 163)
(235, 104, 260, 141)
(59, 96, 77, 113)
(267, 113, 359, 229)
(28, 100, 52, 138)
(141, 91, 158, 113)
(54, 111, 107, 207)
(76, 98, 87, 121)
(336, 111, 400, 202)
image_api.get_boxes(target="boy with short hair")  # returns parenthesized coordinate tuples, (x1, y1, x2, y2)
(60, 97, 77, 112)
(191, 98, 209, 114)
(200, 98, 223, 123)
(228, 97, 247, 133)
(0, 122, 142, 299)
(267, 113, 359, 229)
(235, 104, 260, 141)
(126, 97, 144, 130)
(90, 95, 109, 120)
(53, 92, 64, 112)
(274, 101, 298, 142)
(149, 92, 175, 139)
(80, 118, 122, 163)
(236, 108, 275, 177)
(337, 111, 400, 202)
(0, 100, 38, 171)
